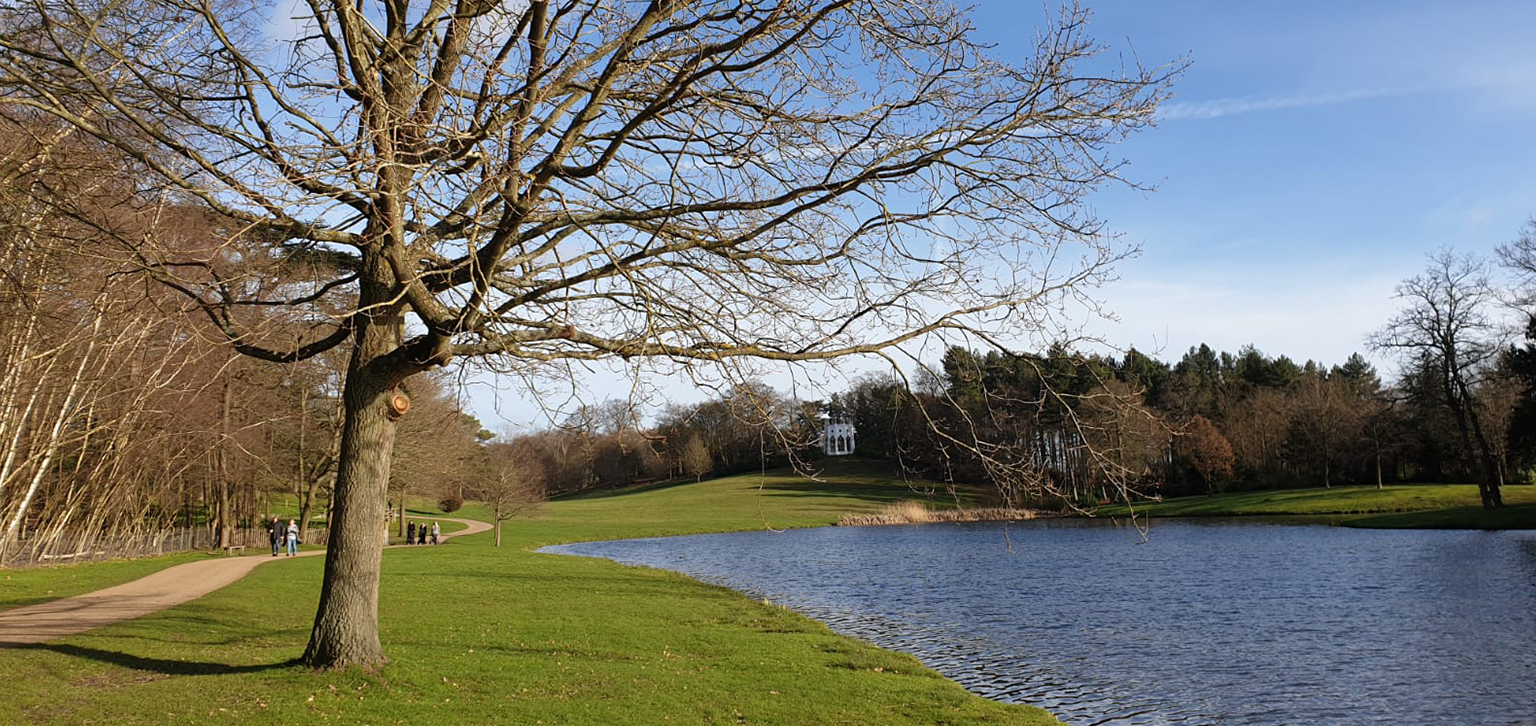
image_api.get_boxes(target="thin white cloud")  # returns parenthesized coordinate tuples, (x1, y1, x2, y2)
(1159, 87, 1396, 121)
(266, 0, 316, 44)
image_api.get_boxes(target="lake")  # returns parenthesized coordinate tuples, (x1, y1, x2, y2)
(543, 519, 1536, 726)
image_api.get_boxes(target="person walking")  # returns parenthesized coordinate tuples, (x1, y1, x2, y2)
(430, 521, 440, 545)
(268, 516, 282, 557)
(417, 522, 427, 545)
(406, 520, 417, 545)
(285, 519, 299, 556)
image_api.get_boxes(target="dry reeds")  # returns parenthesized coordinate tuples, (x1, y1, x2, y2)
(836, 500, 1042, 526)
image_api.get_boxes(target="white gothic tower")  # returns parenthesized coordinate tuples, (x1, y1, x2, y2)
(822, 418, 856, 456)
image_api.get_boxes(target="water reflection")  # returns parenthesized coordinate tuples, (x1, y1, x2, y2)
(543, 521, 1536, 726)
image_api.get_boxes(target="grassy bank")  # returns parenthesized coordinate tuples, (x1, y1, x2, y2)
(0, 458, 1056, 725)
(1101, 483, 1536, 528)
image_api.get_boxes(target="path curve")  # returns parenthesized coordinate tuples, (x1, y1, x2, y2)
(0, 517, 492, 647)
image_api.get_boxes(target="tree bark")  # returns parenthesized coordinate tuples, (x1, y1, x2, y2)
(301, 269, 404, 669)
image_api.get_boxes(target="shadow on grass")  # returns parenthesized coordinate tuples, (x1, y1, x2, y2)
(550, 478, 702, 501)
(550, 459, 913, 503)
(12, 642, 299, 674)
(456, 567, 720, 594)
(754, 481, 935, 501)
(1345, 502, 1536, 529)
(0, 596, 72, 611)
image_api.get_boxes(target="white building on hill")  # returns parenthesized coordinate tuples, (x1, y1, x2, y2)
(822, 418, 856, 456)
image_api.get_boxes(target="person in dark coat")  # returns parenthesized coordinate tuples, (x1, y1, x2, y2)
(417, 523, 428, 545)
(406, 520, 417, 545)
(268, 516, 282, 556)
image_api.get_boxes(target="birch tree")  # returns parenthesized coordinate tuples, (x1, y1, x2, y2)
(1, 0, 1177, 667)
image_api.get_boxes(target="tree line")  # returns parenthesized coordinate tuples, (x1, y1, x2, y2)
(831, 239, 1536, 512)
(497, 233, 1536, 517)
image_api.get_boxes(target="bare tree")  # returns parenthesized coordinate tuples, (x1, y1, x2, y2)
(1496, 218, 1536, 311)
(1078, 378, 1168, 498)
(479, 443, 545, 548)
(1371, 250, 1505, 508)
(680, 434, 712, 481)
(1, 0, 1176, 667)
(1288, 372, 1362, 488)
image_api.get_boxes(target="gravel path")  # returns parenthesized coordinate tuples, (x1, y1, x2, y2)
(0, 517, 492, 646)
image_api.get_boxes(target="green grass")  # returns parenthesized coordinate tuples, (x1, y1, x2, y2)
(0, 458, 1054, 725)
(1101, 483, 1536, 528)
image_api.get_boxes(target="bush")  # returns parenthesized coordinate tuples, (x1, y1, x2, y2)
(438, 495, 463, 513)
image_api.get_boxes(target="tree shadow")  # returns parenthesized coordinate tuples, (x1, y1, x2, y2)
(11, 642, 299, 675)
(550, 478, 697, 501)
(754, 481, 922, 501)
(0, 596, 69, 610)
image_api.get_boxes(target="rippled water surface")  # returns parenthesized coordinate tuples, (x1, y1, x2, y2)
(544, 520, 1536, 726)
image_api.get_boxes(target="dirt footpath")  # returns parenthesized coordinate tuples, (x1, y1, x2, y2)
(0, 517, 492, 646)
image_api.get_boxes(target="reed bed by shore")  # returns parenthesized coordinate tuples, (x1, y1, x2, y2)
(837, 500, 1043, 526)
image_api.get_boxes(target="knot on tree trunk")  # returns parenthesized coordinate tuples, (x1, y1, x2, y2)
(386, 391, 411, 421)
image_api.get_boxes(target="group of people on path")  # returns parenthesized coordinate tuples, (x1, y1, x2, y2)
(405, 520, 440, 545)
(264, 515, 442, 554)
(267, 516, 299, 556)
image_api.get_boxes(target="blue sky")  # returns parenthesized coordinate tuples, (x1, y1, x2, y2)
(463, 1, 1536, 430)
(967, 0, 1536, 369)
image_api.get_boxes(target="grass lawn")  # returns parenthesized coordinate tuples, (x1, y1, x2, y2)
(0, 458, 1055, 725)
(1100, 483, 1536, 528)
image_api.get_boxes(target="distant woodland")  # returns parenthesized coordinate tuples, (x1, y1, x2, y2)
(512, 238, 1536, 518)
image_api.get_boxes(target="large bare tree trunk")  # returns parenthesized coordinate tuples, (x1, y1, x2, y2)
(301, 273, 403, 669)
